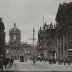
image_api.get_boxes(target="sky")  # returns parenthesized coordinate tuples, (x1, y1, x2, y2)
(0, 0, 71, 45)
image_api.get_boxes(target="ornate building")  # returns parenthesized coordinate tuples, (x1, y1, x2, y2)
(38, 22, 56, 59)
(38, 2, 72, 60)
(6, 23, 22, 59)
(6, 23, 33, 60)
(55, 2, 72, 60)
(9, 23, 21, 45)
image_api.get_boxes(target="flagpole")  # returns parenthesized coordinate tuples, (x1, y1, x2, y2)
(33, 28, 36, 64)
(28, 28, 36, 64)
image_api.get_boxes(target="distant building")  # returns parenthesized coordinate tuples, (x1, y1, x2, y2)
(6, 23, 33, 60)
(9, 23, 21, 45)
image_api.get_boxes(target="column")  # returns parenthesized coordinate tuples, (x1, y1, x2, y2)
(56, 38, 60, 59)
(63, 34, 65, 60)
(14, 47, 15, 59)
(66, 32, 68, 56)
(60, 37, 62, 59)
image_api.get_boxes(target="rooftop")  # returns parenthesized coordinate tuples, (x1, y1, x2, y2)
(9, 23, 20, 34)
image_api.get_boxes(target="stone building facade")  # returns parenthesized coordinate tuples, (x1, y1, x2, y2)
(38, 22, 56, 59)
(55, 2, 72, 60)
(6, 23, 33, 60)
(38, 2, 72, 60)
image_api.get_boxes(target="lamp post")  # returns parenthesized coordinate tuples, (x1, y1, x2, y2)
(32, 28, 36, 64)
(28, 28, 36, 64)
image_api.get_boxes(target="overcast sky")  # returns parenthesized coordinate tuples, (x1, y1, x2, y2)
(0, 0, 71, 44)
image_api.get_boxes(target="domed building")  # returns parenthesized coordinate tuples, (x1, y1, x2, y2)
(9, 23, 21, 45)
(6, 23, 23, 60)
(6, 23, 33, 60)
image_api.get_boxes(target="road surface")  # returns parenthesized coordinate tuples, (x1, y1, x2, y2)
(7, 60, 72, 71)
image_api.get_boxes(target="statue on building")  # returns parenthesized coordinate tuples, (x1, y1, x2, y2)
(14, 23, 16, 28)
(9, 23, 21, 45)
(40, 27, 41, 31)
(54, 23, 56, 29)
(50, 22, 53, 29)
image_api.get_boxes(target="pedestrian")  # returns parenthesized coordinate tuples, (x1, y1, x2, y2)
(10, 59, 11, 66)
(10, 56, 13, 67)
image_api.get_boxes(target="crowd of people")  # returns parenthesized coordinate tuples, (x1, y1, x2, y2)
(32, 55, 71, 65)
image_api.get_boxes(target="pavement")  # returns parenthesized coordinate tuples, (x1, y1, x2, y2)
(6, 60, 72, 71)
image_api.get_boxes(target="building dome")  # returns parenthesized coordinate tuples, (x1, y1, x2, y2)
(9, 23, 21, 44)
(9, 23, 20, 34)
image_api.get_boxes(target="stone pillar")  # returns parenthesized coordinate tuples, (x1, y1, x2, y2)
(63, 34, 65, 60)
(14, 47, 15, 59)
(9, 47, 11, 59)
(56, 38, 60, 59)
(60, 37, 62, 59)
(66, 32, 68, 57)
(12, 47, 13, 58)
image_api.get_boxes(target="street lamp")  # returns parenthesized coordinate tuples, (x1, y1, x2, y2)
(33, 28, 35, 64)
(28, 28, 36, 64)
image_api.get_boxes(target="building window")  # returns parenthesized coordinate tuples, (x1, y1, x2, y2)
(25, 49, 26, 53)
(28, 50, 29, 53)
(13, 35, 16, 40)
(7, 49, 9, 53)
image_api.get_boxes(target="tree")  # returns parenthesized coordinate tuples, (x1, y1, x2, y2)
(0, 18, 5, 58)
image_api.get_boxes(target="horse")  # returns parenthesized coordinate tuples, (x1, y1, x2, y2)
(3, 58, 14, 69)
(3, 58, 10, 69)
(0, 58, 10, 71)
(10, 58, 14, 66)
